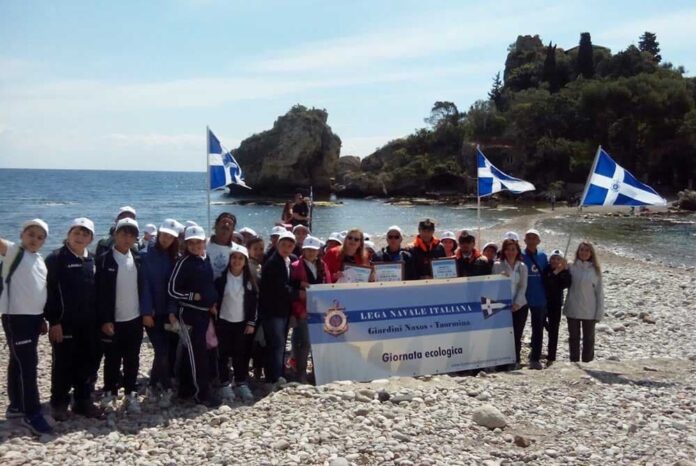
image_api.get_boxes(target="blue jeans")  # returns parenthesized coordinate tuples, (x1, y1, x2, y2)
(291, 318, 311, 378)
(262, 317, 288, 383)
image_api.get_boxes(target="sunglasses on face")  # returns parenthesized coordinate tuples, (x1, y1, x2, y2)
(346, 235, 362, 242)
(387, 235, 401, 240)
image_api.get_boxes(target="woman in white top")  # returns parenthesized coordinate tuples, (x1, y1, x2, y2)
(492, 238, 528, 366)
(563, 241, 604, 363)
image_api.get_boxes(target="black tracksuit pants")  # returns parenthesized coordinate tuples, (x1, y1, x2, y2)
(102, 317, 143, 395)
(216, 320, 254, 386)
(50, 322, 99, 408)
(567, 317, 596, 362)
(177, 308, 212, 402)
(512, 306, 529, 363)
(2, 314, 43, 416)
(546, 302, 563, 361)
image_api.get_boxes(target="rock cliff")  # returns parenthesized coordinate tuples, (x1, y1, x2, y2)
(231, 105, 341, 195)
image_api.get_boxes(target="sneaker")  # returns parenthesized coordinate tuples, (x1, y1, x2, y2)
(529, 360, 544, 370)
(50, 404, 69, 422)
(546, 360, 555, 368)
(100, 393, 116, 411)
(219, 385, 236, 401)
(158, 389, 174, 409)
(21, 413, 54, 436)
(71, 401, 105, 419)
(5, 406, 23, 419)
(236, 384, 254, 403)
(126, 393, 141, 414)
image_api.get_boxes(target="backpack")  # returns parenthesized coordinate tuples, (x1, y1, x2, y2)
(0, 246, 25, 300)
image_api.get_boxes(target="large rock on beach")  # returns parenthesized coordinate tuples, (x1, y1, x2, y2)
(472, 404, 508, 429)
(677, 189, 696, 211)
(231, 105, 341, 196)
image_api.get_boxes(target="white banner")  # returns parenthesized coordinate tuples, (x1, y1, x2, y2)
(306, 275, 516, 385)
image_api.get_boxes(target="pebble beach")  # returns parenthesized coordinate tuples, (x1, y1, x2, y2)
(1, 209, 695, 465)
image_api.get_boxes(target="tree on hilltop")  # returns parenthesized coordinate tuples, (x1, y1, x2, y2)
(639, 31, 661, 63)
(577, 32, 595, 78)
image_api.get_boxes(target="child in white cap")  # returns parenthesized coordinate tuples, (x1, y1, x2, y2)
(0, 219, 53, 435)
(45, 218, 104, 420)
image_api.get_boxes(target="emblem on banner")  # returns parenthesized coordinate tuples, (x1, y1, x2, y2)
(480, 296, 509, 319)
(324, 300, 349, 336)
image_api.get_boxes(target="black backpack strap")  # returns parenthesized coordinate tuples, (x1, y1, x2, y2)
(2, 246, 25, 310)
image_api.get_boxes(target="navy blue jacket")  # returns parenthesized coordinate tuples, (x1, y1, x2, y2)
(168, 254, 218, 311)
(95, 248, 145, 325)
(140, 245, 177, 316)
(44, 245, 97, 328)
(372, 247, 418, 280)
(258, 251, 299, 319)
(522, 249, 549, 307)
(214, 271, 258, 326)
(543, 265, 572, 311)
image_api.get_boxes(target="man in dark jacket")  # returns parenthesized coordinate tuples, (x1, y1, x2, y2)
(408, 219, 446, 279)
(258, 232, 300, 385)
(455, 231, 491, 277)
(372, 225, 417, 280)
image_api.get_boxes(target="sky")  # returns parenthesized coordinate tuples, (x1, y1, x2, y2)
(1, 0, 695, 172)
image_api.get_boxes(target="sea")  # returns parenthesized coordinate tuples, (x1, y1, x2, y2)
(1, 169, 694, 268)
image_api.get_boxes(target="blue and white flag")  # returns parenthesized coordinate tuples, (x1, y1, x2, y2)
(208, 128, 249, 190)
(580, 148, 666, 206)
(477, 148, 535, 197)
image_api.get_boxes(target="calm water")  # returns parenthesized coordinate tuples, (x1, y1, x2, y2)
(0, 169, 521, 251)
(1, 169, 693, 268)
(539, 213, 696, 268)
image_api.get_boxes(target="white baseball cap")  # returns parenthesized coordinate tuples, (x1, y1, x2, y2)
(440, 231, 456, 242)
(525, 228, 541, 239)
(173, 220, 185, 235)
(503, 231, 519, 241)
(229, 243, 249, 259)
(115, 218, 140, 234)
(364, 240, 376, 252)
(184, 225, 206, 241)
(292, 224, 310, 234)
(69, 217, 95, 236)
(327, 232, 343, 245)
(239, 227, 257, 237)
(271, 225, 287, 237)
(143, 224, 158, 236)
(277, 231, 296, 243)
(22, 219, 49, 237)
(118, 206, 137, 217)
(482, 242, 499, 252)
(386, 226, 403, 237)
(159, 219, 179, 237)
(302, 236, 322, 250)
(364, 233, 371, 242)
(185, 220, 199, 229)
(550, 249, 564, 258)
(339, 231, 348, 240)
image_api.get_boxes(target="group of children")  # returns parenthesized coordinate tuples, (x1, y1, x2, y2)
(0, 208, 604, 436)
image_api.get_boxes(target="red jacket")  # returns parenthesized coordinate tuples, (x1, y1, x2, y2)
(323, 246, 367, 283)
(290, 258, 331, 319)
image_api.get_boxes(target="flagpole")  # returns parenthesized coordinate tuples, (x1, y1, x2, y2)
(564, 145, 602, 256)
(309, 185, 314, 232)
(476, 145, 481, 246)
(206, 126, 212, 235)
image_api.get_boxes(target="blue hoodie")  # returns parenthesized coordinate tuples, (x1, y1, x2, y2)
(522, 249, 548, 308)
(140, 245, 177, 316)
